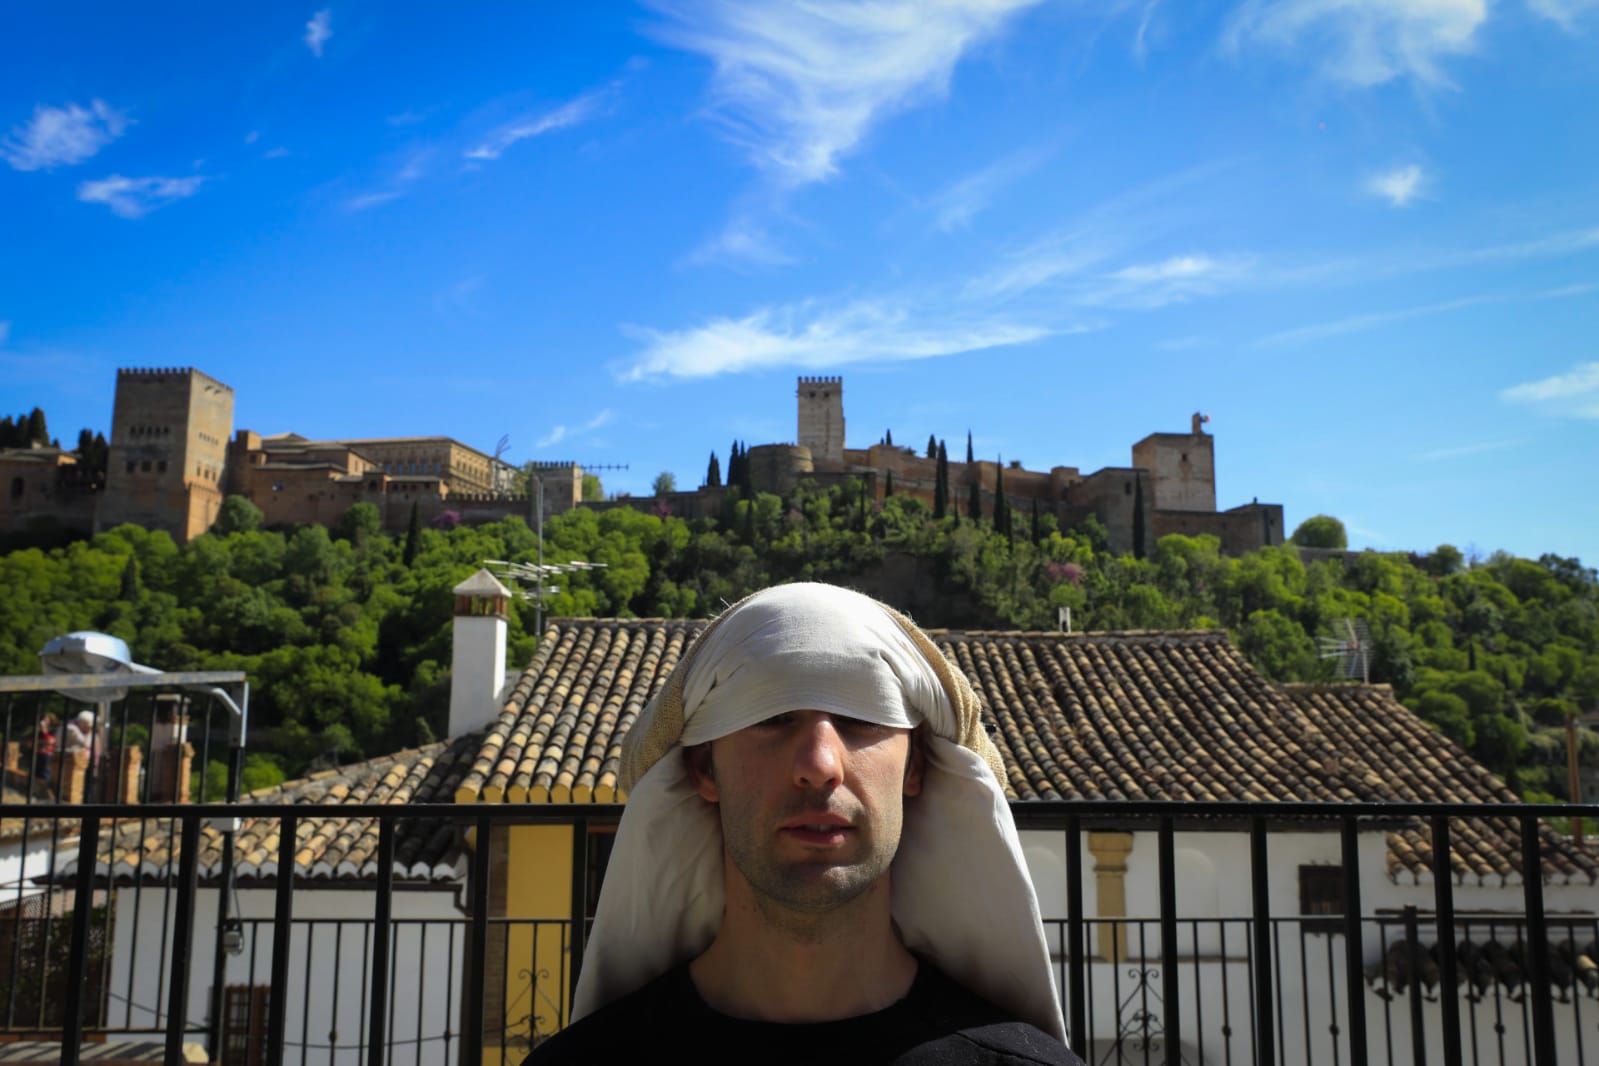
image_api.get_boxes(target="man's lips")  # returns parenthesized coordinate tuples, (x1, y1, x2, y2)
(779, 813, 854, 845)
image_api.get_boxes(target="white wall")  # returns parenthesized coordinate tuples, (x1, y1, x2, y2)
(1020, 827, 1597, 1065)
(106, 883, 466, 1066)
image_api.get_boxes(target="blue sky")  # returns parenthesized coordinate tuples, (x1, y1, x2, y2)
(3, 1, 1596, 565)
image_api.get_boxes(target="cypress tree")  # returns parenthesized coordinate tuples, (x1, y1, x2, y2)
(965, 431, 974, 465)
(738, 441, 754, 495)
(706, 452, 722, 488)
(741, 498, 756, 545)
(885, 428, 893, 447)
(994, 460, 1009, 538)
(402, 501, 422, 566)
(25, 407, 47, 445)
(884, 470, 894, 497)
(967, 469, 981, 523)
(926, 434, 937, 460)
(119, 554, 141, 601)
(1131, 471, 1146, 560)
(933, 441, 949, 520)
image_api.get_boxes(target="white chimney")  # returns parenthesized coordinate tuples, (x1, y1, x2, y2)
(449, 569, 511, 737)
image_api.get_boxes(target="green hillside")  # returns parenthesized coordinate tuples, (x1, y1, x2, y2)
(2, 485, 1595, 801)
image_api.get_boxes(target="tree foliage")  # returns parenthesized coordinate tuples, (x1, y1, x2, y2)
(3, 488, 1593, 796)
(1292, 514, 1349, 549)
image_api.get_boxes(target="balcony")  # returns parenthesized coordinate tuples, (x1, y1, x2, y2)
(0, 799, 1594, 1066)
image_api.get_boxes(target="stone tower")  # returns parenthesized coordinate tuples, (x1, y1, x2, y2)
(796, 376, 845, 467)
(99, 367, 235, 542)
(1130, 412, 1216, 513)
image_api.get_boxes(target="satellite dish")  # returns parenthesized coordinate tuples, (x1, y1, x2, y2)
(38, 631, 160, 703)
(1316, 619, 1372, 683)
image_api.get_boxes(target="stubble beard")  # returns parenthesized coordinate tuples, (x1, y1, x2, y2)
(719, 792, 903, 926)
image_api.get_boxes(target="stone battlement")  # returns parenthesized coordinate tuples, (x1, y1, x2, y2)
(796, 375, 842, 387)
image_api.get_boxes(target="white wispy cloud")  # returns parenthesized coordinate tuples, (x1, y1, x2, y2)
(648, 0, 1044, 185)
(76, 175, 205, 219)
(536, 409, 615, 450)
(685, 209, 795, 267)
(1367, 164, 1427, 207)
(1223, 0, 1488, 88)
(1528, 0, 1599, 31)
(619, 299, 1051, 381)
(1413, 438, 1522, 462)
(464, 89, 612, 162)
(305, 10, 332, 58)
(1258, 294, 1489, 346)
(2, 100, 128, 171)
(0, 321, 10, 345)
(927, 145, 1050, 232)
(1501, 361, 1599, 417)
(1088, 253, 1254, 308)
(346, 190, 401, 211)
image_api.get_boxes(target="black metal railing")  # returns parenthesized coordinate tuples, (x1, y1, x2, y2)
(0, 799, 1594, 1065)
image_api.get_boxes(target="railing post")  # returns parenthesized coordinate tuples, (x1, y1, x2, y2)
(463, 813, 491, 1066)
(207, 743, 243, 1059)
(1250, 816, 1275, 1066)
(366, 815, 396, 1066)
(1066, 814, 1086, 1059)
(568, 814, 588, 1022)
(165, 813, 203, 1063)
(1402, 905, 1427, 1066)
(1429, 814, 1462, 1066)
(267, 813, 297, 1066)
(60, 813, 100, 1066)
(1519, 813, 1557, 1065)
(1340, 813, 1368, 1066)
(1158, 817, 1181, 1066)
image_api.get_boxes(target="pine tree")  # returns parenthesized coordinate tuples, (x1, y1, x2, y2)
(926, 434, 937, 460)
(933, 441, 949, 520)
(706, 452, 722, 488)
(402, 501, 422, 566)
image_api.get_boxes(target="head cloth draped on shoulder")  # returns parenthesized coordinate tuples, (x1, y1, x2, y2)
(571, 582, 1067, 1042)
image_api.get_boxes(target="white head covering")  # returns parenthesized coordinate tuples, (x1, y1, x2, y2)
(573, 583, 1066, 1040)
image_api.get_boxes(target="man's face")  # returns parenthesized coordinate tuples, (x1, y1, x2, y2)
(687, 710, 924, 914)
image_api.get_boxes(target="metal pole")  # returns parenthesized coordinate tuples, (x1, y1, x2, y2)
(1569, 712, 1585, 849)
(60, 814, 100, 1066)
(1066, 816, 1086, 1059)
(462, 814, 491, 1066)
(1520, 815, 1557, 1065)
(1340, 814, 1369, 1066)
(1250, 816, 1275, 1066)
(1158, 818, 1181, 1066)
(165, 814, 203, 1063)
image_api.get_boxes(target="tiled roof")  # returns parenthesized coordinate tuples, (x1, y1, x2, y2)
(74, 734, 480, 884)
(456, 619, 706, 805)
(458, 620, 1595, 884)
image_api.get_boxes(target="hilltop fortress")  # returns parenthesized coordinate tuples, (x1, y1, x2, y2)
(0, 368, 1282, 556)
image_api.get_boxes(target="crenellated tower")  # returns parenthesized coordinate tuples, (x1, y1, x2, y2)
(796, 376, 845, 467)
(99, 367, 235, 542)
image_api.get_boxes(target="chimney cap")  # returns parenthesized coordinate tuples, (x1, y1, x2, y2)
(453, 568, 512, 598)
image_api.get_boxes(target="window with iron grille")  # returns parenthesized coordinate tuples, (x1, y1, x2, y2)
(1299, 864, 1344, 932)
(222, 985, 271, 1066)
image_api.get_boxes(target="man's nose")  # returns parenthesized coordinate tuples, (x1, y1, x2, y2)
(792, 713, 844, 789)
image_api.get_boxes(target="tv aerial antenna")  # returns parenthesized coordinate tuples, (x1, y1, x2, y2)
(1317, 618, 1372, 683)
(484, 558, 608, 641)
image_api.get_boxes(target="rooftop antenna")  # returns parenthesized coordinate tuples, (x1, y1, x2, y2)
(484, 558, 607, 640)
(1317, 618, 1372, 683)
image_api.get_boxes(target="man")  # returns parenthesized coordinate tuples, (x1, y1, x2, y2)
(528, 583, 1081, 1064)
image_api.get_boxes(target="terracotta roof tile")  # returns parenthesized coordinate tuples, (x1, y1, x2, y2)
(460, 620, 1595, 884)
(78, 733, 481, 884)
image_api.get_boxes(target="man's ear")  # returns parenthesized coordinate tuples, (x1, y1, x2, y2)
(683, 743, 719, 803)
(903, 726, 926, 798)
